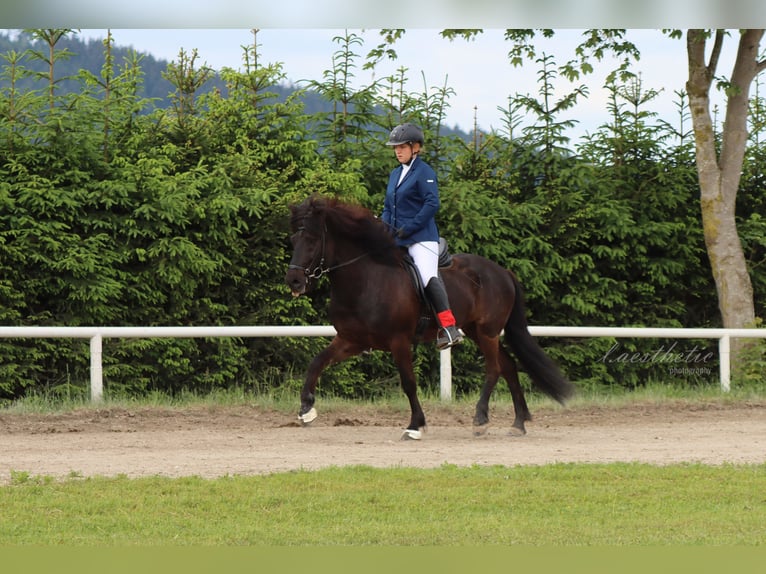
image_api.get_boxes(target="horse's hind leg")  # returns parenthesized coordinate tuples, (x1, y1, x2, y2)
(499, 345, 532, 435)
(299, 336, 361, 425)
(471, 332, 502, 436)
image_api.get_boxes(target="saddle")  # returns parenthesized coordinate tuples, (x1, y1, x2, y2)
(401, 237, 454, 340)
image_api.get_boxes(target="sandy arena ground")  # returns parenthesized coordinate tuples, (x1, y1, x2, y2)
(1, 400, 764, 483)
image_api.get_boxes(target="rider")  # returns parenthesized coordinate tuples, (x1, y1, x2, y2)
(381, 122, 463, 350)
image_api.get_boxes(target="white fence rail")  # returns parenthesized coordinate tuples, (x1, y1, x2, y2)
(0, 325, 763, 402)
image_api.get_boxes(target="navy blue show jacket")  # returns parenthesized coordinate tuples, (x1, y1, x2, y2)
(381, 156, 440, 247)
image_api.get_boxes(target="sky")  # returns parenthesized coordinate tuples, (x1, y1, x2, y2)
(75, 28, 742, 142)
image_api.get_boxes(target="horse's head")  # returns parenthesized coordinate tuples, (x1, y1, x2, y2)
(285, 197, 328, 296)
(285, 195, 402, 297)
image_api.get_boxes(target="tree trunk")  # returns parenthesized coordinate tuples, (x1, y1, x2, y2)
(686, 29, 765, 334)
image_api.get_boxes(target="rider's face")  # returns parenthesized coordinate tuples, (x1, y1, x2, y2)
(393, 143, 418, 164)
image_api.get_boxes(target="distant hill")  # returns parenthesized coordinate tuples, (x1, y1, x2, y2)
(0, 30, 287, 108)
(0, 31, 470, 139)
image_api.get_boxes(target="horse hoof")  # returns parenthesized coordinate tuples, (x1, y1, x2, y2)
(507, 426, 527, 437)
(473, 424, 489, 437)
(299, 407, 318, 426)
(400, 428, 422, 441)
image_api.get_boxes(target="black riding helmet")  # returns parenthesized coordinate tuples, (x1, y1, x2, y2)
(386, 123, 424, 146)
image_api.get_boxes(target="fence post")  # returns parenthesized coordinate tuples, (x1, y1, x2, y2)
(440, 347, 452, 401)
(719, 334, 730, 392)
(90, 334, 103, 402)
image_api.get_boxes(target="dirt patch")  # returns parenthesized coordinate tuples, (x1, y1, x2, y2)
(1, 399, 764, 483)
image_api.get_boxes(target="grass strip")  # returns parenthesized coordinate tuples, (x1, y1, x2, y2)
(1, 462, 764, 545)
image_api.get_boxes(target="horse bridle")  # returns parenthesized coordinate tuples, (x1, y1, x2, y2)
(288, 217, 367, 282)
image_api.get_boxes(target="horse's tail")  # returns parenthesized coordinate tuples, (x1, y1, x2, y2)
(504, 272, 575, 405)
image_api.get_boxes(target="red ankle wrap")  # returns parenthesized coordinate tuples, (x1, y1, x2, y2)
(437, 310, 456, 328)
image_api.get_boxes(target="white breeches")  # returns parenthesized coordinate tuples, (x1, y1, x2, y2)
(408, 241, 439, 285)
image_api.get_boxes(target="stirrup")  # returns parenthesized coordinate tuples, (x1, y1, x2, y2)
(436, 326, 463, 350)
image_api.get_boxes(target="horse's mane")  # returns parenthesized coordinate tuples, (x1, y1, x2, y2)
(293, 195, 403, 267)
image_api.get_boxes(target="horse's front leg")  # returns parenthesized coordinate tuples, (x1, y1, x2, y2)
(299, 336, 361, 425)
(390, 337, 426, 440)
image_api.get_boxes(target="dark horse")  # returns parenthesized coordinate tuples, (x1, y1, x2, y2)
(285, 195, 573, 439)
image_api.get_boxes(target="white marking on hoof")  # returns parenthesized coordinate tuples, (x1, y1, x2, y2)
(400, 429, 422, 441)
(299, 407, 317, 426)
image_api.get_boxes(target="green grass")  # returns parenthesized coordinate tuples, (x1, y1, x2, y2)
(1, 463, 764, 545)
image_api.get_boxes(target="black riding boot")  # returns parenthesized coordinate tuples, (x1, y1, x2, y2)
(424, 277, 463, 350)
